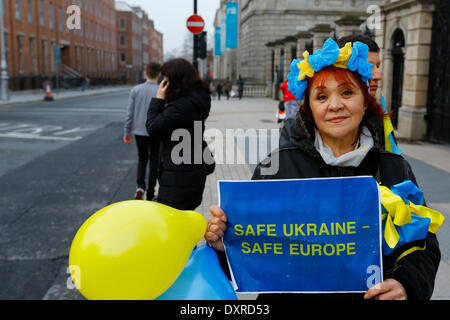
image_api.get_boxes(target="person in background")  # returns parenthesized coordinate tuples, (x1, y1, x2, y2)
(124, 63, 161, 200)
(224, 78, 232, 100)
(209, 81, 216, 100)
(80, 75, 87, 92)
(280, 79, 300, 120)
(216, 82, 223, 101)
(237, 75, 244, 100)
(146, 58, 212, 210)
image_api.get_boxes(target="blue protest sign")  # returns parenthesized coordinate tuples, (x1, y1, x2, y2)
(219, 177, 383, 293)
(214, 26, 222, 56)
(225, 2, 238, 49)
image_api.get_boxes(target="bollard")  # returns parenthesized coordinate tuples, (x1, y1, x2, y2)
(44, 81, 54, 101)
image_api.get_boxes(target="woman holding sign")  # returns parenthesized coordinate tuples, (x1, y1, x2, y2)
(205, 38, 441, 300)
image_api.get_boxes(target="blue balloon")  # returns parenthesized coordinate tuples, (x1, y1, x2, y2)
(156, 245, 237, 300)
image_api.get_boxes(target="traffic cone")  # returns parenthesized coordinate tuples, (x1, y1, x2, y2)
(44, 81, 54, 101)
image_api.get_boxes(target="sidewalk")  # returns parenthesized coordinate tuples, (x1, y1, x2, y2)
(0, 85, 132, 107)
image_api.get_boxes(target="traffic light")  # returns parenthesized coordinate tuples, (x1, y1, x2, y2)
(196, 31, 207, 59)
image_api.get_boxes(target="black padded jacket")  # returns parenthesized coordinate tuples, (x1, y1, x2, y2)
(146, 89, 211, 210)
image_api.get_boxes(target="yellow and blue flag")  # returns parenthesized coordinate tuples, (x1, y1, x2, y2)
(381, 96, 403, 155)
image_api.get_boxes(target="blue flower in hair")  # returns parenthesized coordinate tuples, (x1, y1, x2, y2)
(308, 38, 341, 72)
(347, 41, 374, 83)
(285, 38, 375, 101)
(287, 59, 308, 101)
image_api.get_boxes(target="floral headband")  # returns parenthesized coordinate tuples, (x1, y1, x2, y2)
(287, 38, 374, 101)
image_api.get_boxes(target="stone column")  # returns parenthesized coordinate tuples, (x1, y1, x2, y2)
(272, 43, 283, 100)
(398, 1, 434, 141)
(265, 41, 276, 98)
(375, 10, 387, 102)
(309, 24, 334, 52)
(295, 31, 313, 57)
(282, 36, 297, 81)
(334, 15, 364, 39)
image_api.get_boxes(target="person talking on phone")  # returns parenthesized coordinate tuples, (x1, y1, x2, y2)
(146, 58, 212, 210)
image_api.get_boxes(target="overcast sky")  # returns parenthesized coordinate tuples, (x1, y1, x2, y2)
(123, 0, 220, 57)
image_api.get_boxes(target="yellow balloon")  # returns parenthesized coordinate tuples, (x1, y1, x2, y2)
(68, 200, 207, 300)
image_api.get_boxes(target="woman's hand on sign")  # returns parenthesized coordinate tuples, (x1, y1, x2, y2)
(364, 279, 407, 300)
(205, 205, 227, 252)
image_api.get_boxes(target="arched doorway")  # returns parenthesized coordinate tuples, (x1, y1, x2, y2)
(427, 0, 450, 143)
(391, 29, 405, 128)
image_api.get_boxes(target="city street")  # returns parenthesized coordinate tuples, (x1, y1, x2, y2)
(0, 90, 449, 299)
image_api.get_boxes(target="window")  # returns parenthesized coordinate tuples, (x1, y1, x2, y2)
(120, 35, 125, 46)
(49, 2, 54, 29)
(16, 0, 21, 20)
(28, 0, 33, 23)
(120, 18, 125, 29)
(40, 0, 45, 27)
(120, 53, 126, 62)
(59, 7, 63, 31)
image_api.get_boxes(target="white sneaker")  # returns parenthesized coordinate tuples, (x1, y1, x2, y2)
(134, 188, 145, 200)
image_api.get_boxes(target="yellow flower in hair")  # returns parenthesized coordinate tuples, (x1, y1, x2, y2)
(333, 42, 352, 69)
(297, 50, 315, 81)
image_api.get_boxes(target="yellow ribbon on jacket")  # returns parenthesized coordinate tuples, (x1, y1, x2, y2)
(333, 42, 352, 69)
(383, 115, 395, 153)
(297, 51, 315, 81)
(379, 185, 445, 249)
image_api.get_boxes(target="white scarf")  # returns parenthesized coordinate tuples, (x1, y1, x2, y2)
(314, 126, 374, 167)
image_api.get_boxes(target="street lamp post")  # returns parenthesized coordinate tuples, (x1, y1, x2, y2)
(0, 0, 9, 101)
(193, 0, 198, 71)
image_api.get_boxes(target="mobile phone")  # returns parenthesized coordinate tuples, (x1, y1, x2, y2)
(157, 73, 165, 85)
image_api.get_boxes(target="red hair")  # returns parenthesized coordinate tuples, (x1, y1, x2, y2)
(299, 66, 384, 135)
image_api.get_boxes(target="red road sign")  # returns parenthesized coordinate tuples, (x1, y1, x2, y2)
(186, 14, 205, 34)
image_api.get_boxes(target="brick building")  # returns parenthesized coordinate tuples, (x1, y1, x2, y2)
(115, 2, 163, 85)
(1, 0, 119, 90)
(149, 19, 163, 64)
(1, 0, 163, 90)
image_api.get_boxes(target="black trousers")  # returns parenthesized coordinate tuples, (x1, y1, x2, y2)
(135, 135, 160, 198)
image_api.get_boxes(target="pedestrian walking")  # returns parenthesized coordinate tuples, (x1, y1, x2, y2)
(278, 78, 299, 145)
(124, 62, 161, 201)
(209, 82, 216, 100)
(279, 79, 299, 120)
(237, 75, 244, 100)
(216, 82, 223, 100)
(80, 75, 87, 92)
(224, 79, 232, 100)
(206, 38, 441, 300)
(146, 58, 213, 210)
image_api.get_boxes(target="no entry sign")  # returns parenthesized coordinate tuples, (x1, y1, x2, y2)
(186, 14, 205, 34)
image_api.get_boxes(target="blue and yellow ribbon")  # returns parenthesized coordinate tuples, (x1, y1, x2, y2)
(381, 96, 403, 155)
(380, 181, 445, 252)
